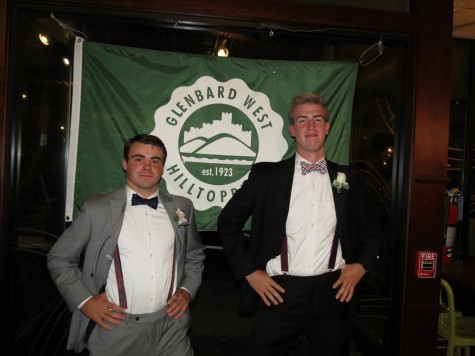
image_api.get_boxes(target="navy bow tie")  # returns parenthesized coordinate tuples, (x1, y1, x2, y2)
(300, 160, 327, 175)
(131, 193, 159, 209)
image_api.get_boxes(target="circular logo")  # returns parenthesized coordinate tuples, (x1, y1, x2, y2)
(179, 104, 258, 185)
(153, 76, 287, 210)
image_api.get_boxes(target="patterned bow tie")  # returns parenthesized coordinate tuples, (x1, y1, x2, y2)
(131, 193, 159, 209)
(300, 160, 327, 175)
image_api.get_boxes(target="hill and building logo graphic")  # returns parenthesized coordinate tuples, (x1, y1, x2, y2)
(153, 76, 288, 210)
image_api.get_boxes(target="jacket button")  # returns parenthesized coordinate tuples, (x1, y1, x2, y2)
(135, 317, 140, 321)
(91, 273, 94, 277)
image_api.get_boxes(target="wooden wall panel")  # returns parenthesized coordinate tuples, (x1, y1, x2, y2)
(402, 0, 453, 354)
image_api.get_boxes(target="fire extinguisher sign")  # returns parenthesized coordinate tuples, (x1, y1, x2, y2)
(415, 251, 437, 278)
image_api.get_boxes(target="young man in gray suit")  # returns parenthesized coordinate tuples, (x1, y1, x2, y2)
(218, 93, 379, 355)
(48, 134, 205, 355)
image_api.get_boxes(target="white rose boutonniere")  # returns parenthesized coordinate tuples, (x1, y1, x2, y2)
(175, 208, 189, 225)
(332, 172, 349, 193)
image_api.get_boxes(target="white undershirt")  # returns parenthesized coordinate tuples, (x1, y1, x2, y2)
(105, 186, 175, 314)
(266, 155, 345, 276)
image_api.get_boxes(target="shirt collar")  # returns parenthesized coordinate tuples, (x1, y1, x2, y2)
(125, 185, 159, 203)
(294, 154, 326, 170)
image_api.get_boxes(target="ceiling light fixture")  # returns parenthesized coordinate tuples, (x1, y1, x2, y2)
(38, 34, 49, 46)
(63, 57, 70, 66)
(216, 35, 229, 58)
(217, 47, 229, 57)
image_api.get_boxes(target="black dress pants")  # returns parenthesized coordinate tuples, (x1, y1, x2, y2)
(247, 270, 350, 356)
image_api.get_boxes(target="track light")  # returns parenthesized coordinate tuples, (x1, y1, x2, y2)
(38, 34, 49, 46)
(216, 35, 229, 57)
(217, 46, 229, 57)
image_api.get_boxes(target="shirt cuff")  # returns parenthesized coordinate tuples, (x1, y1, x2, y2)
(179, 287, 192, 299)
(77, 295, 93, 310)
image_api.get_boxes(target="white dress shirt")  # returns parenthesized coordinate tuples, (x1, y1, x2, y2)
(105, 186, 175, 314)
(266, 155, 345, 276)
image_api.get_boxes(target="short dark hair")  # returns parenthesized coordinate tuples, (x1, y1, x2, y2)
(123, 134, 167, 164)
(288, 93, 329, 125)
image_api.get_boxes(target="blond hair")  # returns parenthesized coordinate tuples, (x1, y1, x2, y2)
(288, 93, 329, 124)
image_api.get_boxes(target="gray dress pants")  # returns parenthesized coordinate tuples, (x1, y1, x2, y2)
(88, 306, 193, 356)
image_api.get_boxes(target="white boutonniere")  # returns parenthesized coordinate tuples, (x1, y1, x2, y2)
(175, 208, 189, 225)
(332, 172, 349, 193)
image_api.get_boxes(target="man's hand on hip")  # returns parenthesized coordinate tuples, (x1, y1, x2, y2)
(80, 293, 126, 330)
(246, 269, 285, 306)
(332, 263, 366, 302)
(167, 288, 191, 320)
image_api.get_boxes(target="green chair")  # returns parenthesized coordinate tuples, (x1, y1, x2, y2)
(439, 279, 475, 356)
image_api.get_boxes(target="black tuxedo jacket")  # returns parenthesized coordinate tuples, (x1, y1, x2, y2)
(218, 156, 379, 310)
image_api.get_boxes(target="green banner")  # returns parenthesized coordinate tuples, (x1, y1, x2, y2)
(67, 39, 358, 230)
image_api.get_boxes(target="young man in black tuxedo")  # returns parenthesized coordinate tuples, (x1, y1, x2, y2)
(218, 93, 379, 355)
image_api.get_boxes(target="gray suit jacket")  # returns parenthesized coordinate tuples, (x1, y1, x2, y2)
(47, 187, 205, 352)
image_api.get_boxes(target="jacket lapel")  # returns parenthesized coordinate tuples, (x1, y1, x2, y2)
(94, 188, 127, 284)
(326, 160, 346, 234)
(104, 188, 127, 246)
(281, 156, 297, 224)
(160, 193, 183, 255)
